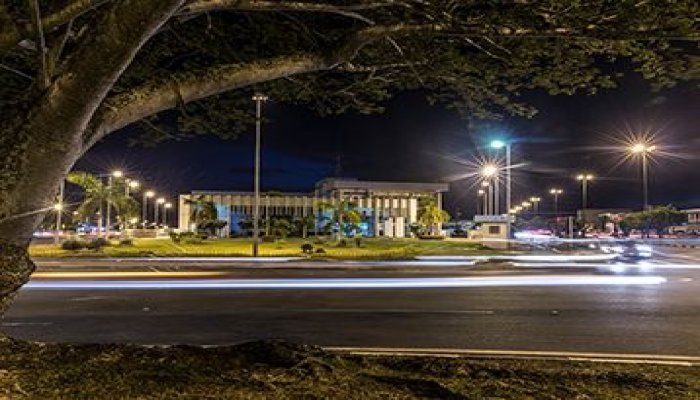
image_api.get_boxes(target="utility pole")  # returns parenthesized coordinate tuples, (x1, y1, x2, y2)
(252, 93, 268, 257)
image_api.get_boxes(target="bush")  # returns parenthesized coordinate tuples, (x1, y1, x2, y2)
(336, 239, 348, 247)
(86, 238, 110, 250)
(261, 235, 276, 243)
(300, 243, 314, 254)
(170, 232, 203, 244)
(314, 248, 326, 254)
(354, 237, 363, 247)
(169, 231, 181, 243)
(61, 239, 86, 251)
(119, 238, 134, 247)
(313, 238, 326, 245)
(417, 235, 446, 240)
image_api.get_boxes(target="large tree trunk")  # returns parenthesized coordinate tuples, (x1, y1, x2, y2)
(0, 0, 183, 316)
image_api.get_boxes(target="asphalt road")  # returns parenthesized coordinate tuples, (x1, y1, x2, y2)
(4, 248, 700, 356)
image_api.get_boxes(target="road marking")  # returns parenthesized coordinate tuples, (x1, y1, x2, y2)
(680, 278, 693, 282)
(324, 347, 700, 367)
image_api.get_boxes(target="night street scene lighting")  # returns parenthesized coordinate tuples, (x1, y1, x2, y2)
(0, 2, 698, 398)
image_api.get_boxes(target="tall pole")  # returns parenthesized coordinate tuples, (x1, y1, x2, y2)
(252, 94, 268, 257)
(554, 193, 559, 220)
(106, 176, 112, 237)
(54, 180, 64, 245)
(642, 152, 649, 210)
(494, 176, 500, 215)
(487, 181, 493, 215)
(154, 201, 159, 227)
(142, 193, 147, 228)
(506, 144, 511, 231)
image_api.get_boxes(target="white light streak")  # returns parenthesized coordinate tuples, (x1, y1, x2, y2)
(24, 275, 666, 291)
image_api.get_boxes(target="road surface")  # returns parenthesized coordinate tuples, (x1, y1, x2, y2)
(4, 248, 699, 356)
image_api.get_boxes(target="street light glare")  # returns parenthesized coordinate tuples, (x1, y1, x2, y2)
(53, 203, 63, 211)
(490, 140, 506, 149)
(129, 180, 140, 189)
(156, 197, 166, 204)
(112, 170, 124, 178)
(165, 203, 172, 208)
(145, 190, 155, 198)
(481, 164, 498, 178)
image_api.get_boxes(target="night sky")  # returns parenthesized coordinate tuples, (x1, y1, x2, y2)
(76, 73, 699, 218)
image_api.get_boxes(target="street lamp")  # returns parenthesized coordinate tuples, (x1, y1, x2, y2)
(127, 179, 140, 195)
(529, 197, 541, 214)
(105, 170, 124, 237)
(155, 197, 166, 228)
(629, 142, 655, 210)
(252, 93, 269, 257)
(481, 180, 492, 215)
(481, 164, 499, 215)
(164, 203, 172, 227)
(143, 190, 155, 228)
(576, 174, 594, 225)
(490, 139, 512, 237)
(477, 189, 485, 215)
(549, 188, 563, 220)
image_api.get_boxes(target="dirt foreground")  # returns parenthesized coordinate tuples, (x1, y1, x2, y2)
(1, 338, 698, 399)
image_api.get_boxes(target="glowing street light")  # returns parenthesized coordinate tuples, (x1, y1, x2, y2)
(163, 202, 173, 227)
(112, 170, 124, 178)
(549, 188, 563, 220)
(529, 196, 541, 214)
(490, 139, 512, 233)
(576, 173, 594, 225)
(481, 164, 500, 215)
(155, 197, 166, 228)
(628, 142, 655, 209)
(142, 190, 155, 228)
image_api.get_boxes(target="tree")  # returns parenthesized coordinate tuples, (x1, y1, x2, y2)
(185, 195, 220, 234)
(269, 217, 292, 239)
(292, 215, 315, 238)
(417, 198, 450, 236)
(620, 205, 686, 238)
(318, 200, 362, 238)
(0, 1, 696, 310)
(66, 172, 138, 237)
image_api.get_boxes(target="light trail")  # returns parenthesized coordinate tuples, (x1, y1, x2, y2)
(416, 254, 618, 262)
(24, 275, 666, 290)
(32, 271, 226, 279)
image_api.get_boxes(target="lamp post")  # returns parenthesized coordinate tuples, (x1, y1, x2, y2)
(549, 188, 563, 220)
(491, 139, 511, 231)
(143, 190, 155, 228)
(529, 197, 541, 214)
(252, 93, 268, 257)
(481, 164, 498, 215)
(106, 170, 123, 238)
(164, 203, 172, 227)
(576, 174, 594, 225)
(629, 143, 655, 210)
(477, 189, 485, 215)
(54, 180, 65, 245)
(156, 197, 165, 228)
(481, 180, 491, 215)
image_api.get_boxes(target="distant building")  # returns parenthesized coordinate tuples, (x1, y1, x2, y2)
(672, 208, 700, 233)
(576, 208, 632, 232)
(178, 178, 448, 237)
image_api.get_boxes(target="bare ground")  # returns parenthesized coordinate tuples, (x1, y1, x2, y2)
(0, 338, 698, 399)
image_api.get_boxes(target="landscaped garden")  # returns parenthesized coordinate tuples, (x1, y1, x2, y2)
(29, 237, 490, 259)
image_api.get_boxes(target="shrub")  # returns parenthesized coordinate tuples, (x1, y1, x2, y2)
(314, 248, 326, 254)
(261, 235, 276, 243)
(313, 238, 325, 245)
(61, 239, 86, 251)
(169, 231, 181, 243)
(119, 238, 134, 246)
(417, 235, 446, 240)
(354, 237, 363, 247)
(336, 239, 348, 247)
(300, 243, 314, 254)
(86, 238, 110, 250)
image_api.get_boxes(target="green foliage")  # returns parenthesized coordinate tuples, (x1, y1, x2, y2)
(300, 243, 314, 254)
(66, 172, 139, 223)
(620, 205, 687, 235)
(417, 198, 450, 236)
(86, 238, 109, 250)
(60, 239, 87, 251)
(170, 231, 204, 244)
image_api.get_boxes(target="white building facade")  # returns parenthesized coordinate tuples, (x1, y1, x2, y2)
(178, 178, 448, 237)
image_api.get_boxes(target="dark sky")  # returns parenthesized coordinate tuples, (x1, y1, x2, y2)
(76, 73, 699, 217)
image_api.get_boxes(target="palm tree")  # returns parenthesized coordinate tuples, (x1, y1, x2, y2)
(318, 199, 362, 239)
(67, 172, 138, 237)
(185, 195, 218, 231)
(417, 198, 450, 236)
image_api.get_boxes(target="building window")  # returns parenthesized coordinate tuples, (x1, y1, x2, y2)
(489, 226, 501, 235)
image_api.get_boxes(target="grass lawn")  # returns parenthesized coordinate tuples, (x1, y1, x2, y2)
(29, 237, 494, 259)
(1, 338, 698, 399)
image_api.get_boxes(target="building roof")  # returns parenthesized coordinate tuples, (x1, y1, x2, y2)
(315, 178, 448, 193)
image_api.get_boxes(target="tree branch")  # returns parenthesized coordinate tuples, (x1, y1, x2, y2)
(0, 0, 109, 55)
(181, 0, 402, 24)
